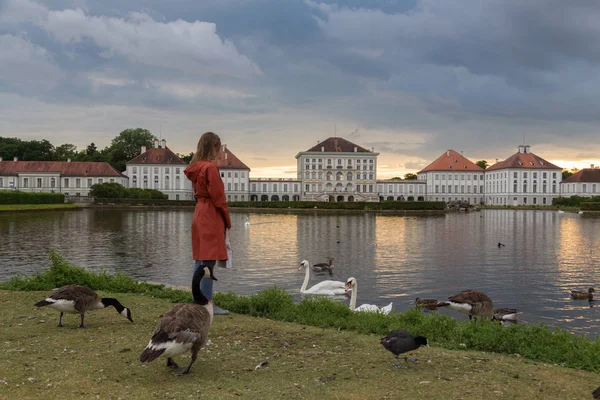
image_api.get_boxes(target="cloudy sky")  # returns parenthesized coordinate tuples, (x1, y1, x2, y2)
(1, 0, 599, 178)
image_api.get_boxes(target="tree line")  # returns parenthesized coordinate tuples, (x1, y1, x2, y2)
(0, 128, 193, 172)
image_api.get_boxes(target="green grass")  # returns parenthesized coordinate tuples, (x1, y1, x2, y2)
(1, 290, 599, 400)
(2, 250, 600, 373)
(0, 204, 79, 212)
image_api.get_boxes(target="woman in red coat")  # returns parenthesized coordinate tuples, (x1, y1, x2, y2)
(184, 132, 232, 315)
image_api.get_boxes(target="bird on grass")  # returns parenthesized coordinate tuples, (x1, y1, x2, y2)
(139, 265, 217, 375)
(34, 285, 133, 328)
(492, 308, 522, 323)
(436, 289, 494, 320)
(380, 330, 428, 366)
(593, 386, 600, 399)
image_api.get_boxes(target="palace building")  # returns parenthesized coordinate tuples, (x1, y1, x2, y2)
(560, 166, 600, 197)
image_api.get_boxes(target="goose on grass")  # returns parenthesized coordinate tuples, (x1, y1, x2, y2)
(380, 330, 428, 365)
(34, 285, 133, 328)
(139, 265, 217, 375)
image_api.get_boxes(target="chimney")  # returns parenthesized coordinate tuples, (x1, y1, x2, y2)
(321, 146, 325, 152)
(354, 146, 357, 152)
(518, 145, 524, 154)
(446, 150, 450, 157)
(141, 145, 147, 153)
(161, 139, 166, 148)
(524, 145, 531, 154)
(13, 156, 18, 162)
(154, 139, 159, 148)
(495, 158, 499, 163)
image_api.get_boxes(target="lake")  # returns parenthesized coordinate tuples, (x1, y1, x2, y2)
(1, 208, 599, 336)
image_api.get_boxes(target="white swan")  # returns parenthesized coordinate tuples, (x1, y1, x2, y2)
(345, 277, 393, 315)
(298, 260, 348, 295)
(557, 210, 565, 214)
(244, 217, 250, 227)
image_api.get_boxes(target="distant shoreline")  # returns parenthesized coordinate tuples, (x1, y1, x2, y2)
(0, 203, 81, 214)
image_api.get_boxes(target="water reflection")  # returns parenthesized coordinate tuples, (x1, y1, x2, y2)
(0, 209, 599, 337)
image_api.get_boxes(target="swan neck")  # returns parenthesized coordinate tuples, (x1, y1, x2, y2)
(349, 283, 357, 310)
(301, 263, 310, 292)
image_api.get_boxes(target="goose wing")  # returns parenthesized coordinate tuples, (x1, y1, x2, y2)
(50, 285, 99, 312)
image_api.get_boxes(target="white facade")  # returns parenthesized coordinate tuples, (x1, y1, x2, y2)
(377, 180, 427, 201)
(250, 178, 302, 201)
(419, 171, 485, 204)
(221, 168, 250, 202)
(124, 140, 193, 201)
(560, 167, 600, 197)
(485, 145, 562, 206)
(295, 138, 380, 202)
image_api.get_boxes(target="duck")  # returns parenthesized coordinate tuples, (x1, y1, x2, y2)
(244, 217, 250, 227)
(312, 257, 334, 274)
(492, 307, 522, 322)
(436, 289, 494, 320)
(34, 285, 133, 328)
(139, 265, 216, 374)
(497, 242, 505, 248)
(345, 277, 393, 315)
(380, 330, 428, 364)
(298, 260, 348, 296)
(570, 287, 595, 300)
(415, 297, 439, 311)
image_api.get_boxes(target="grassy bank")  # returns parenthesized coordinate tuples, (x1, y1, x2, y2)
(0, 204, 79, 213)
(1, 290, 598, 400)
(3, 250, 600, 375)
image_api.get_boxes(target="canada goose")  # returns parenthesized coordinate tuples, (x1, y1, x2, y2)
(139, 265, 216, 374)
(312, 257, 334, 273)
(345, 277, 393, 315)
(497, 242, 505, 247)
(593, 386, 600, 399)
(34, 285, 133, 328)
(492, 307, 522, 322)
(437, 289, 494, 320)
(570, 287, 595, 300)
(380, 330, 428, 364)
(298, 260, 348, 295)
(415, 297, 439, 311)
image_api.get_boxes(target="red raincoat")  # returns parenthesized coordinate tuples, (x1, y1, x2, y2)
(184, 161, 231, 261)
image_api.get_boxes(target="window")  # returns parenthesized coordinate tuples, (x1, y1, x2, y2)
(435, 174, 439, 180)
(228, 183, 231, 190)
(524, 172, 528, 179)
(132, 177, 137, 188)
(593, 184, 597, 193)
(98, 179, 103, 184)
(533, 197, 537, 204)
(543, 182, 547, 193)
(460, 175, 465, 181)
(543, 197, 547, 205)
(176, 176, 181, 189)
(273, 184, 277, 192)
(241, 172, 245, 178)
(513, 172, 518, 178)
(24, 178, 29, 187)
(305, 184, 309, 191)
(369, 185, 373, 192)
(175, 168, 180, 174)
(461, 185, 464, 193)
(76, 179, 81, 188)
(143, 167, 148, 174)
(165, 176, 170, 189)
(64, 178, 69, 188)
(473, 175, 477, 180)
(154, 167, 158, 174)
(263, 184, 267, 191)
(552, 172, 556, 179)
(552, 183, 556, 193)
(241, 183, 245, 191)
(533, 172, 537, 179)
(37, 178, 42, 188)
(143, 176, 148, 188)
(132, 167, 137, 174)
(252, 184, 256, 191)
(543, 172, 547, 179)
(109, 178, 114, 183)
(234, 172, 238, 178)
(154, 176, 159, 189)
(176, 194, 180, 200)
(165, 168, 169, 174)
(442, 174, 446, 180)
(228, 172, 232, 178)
(533, 182, 537, 193)
(583, 184, 587, 193)
(0, 178, 2, 188)
(221, 172, 224, 178)
(294, 184, 298, 191)
(234, 183, 238, 191)
(87, 178, 92, 187)
(473, 186, 477, 193)
(435, 185, 439, 193)
(513, 180, 518, 193)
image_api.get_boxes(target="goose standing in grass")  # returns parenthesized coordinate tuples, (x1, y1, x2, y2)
(345, 277, 393, 315)
(298, 260, 348, 295)
(570, 287, 595, 300)
(593, 386, 600, 399)
(312, 257, 334, 274)
(139, 265, 216, 375)
(34, 285, 133, 328)
(415, 297, 439, 311)
(436, 289, 494, 320)
(380, 330, 428, 365)
(492, 307, 522, 322)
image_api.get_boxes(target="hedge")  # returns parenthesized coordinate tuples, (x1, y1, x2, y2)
(89, 182, 167, 200)
(92, 198, 446, 210)
(581, 202, 600, 211)
(553, 195, 600, 207)
(0, 190, 64, 204)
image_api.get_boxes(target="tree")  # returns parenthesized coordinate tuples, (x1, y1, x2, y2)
(404, 173, 417, 180)
(562, 168, 578, 180)
(20, 139, 55, 161)
(476, 160, 489, 169)
(54, 143, 78, 161)
(390, 176, 402, 180)
(107, 128, 156, 171)
(178, 152, 194, 164)
(86, 143, 98, 155)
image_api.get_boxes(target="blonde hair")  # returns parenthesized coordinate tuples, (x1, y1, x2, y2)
(189, 132, 221, 165)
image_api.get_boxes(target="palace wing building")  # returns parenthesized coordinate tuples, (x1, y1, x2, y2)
(560, 166, 600, 197)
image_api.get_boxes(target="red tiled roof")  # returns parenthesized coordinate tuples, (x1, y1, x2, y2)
(0, 161, 124, 177)
(215, 147, 250, 170)
(305, 137, 371, 153)
(418, 150, 484, 173)
(487, 149, 561, 171)
(126, 146, 186, 165)
(562, 168, 600, 183)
